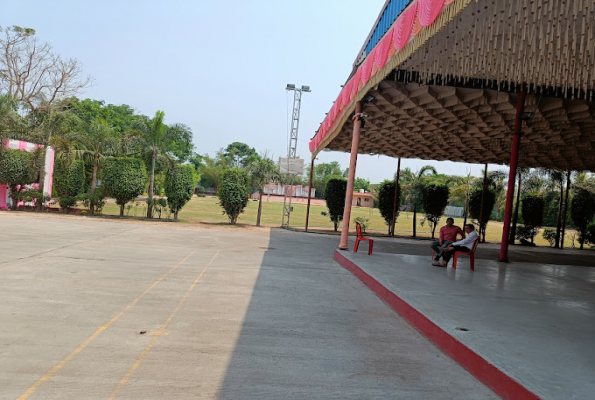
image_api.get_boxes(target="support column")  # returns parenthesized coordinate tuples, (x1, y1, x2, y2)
(305, 157, 315, 232)
(390, 157, 401, 236)
(560, 170, 571, 249)
(499, 86, 526, 262)
(339, 101, 363, 250)
(478, 163, 488, 242)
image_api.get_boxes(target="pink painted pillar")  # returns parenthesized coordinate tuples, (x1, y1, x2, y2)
(339, 101, 362, 250)
(499, 86, 526, 262)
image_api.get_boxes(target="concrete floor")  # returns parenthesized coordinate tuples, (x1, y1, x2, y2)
(0, 212, 497, 399)
(339, 249, 595, 400)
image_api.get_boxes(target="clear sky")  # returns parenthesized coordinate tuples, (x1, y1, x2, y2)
(3, 0, 507, 183)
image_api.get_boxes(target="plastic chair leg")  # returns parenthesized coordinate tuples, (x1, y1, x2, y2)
(470, 254, 475, 271)
(354, 239, 360, 253)
(368, 241, 373, 255)
(453, 253, 459, 269)
(431, 250, 435, 260)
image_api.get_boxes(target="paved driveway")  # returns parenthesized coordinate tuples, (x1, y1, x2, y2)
(0, 213, 497, 399)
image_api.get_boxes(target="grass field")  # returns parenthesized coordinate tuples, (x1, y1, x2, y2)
(96, 195, 580, 248)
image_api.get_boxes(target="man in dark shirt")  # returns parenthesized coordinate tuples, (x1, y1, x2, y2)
(430, 217, 464, 264)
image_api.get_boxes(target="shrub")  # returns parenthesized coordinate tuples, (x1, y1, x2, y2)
(218, 168, 250, 224)
(520, 195, 545, 243)
(323, 178, 347, 231)
(0, 149, 37, 209)
(80, 188, 106, 214)
(102, 158, 147, 217)
(422, 184, 449, 238)
(354, 216, 370, 233)
(377, 180, 400, 234)
(165, 165, 197, 221)
(542, 228, 557, 247)
(58, 160, 85, 210)
(571, 189, 595, 249)
(515, 224, 536, 246)
(469, 189, 496, 242)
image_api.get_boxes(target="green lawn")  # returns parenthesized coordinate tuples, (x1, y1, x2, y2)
(96, 196, 577, 248)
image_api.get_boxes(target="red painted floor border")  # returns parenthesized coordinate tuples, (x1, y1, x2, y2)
(334, 250, 540, 400)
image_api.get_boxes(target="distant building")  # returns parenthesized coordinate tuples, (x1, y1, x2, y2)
(352, 191, 374, 208)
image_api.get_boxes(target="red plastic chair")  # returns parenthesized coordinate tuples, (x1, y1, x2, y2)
(354, 222, 374, 255)
(453, 237, 480, 271)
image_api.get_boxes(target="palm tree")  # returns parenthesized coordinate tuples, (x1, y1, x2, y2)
(401, 165, 437, 237)
(133, 111, 166, 218)
(248, 153, 280, 226)
(69, 119, 119, 213)
(199, 152, 228, 195)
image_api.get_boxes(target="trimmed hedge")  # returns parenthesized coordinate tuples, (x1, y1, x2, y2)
(165, 164, 197, 220)
(377, 180, 400, 234)
(58, 160, 85, 210)
(0, 149, 36, 209)
(218, 168, 250, 224)
(103, 158, 147, 216)
(323, 178, 347, 232)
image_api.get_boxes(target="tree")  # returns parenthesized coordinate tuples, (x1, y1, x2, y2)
(68, 119, 118, 213)
(305, 161, 343, 198)
(165, 165, 197, 221)
(520, 195, 545, 244)
(400, 165, 437, 237)
(218, 168, 250, 224)
(57, 159, 85, 210)
(248, 154, 280, 227)
(102, 158, 147, 217)
(0, 26, 92, 112)
(323, 178, 347, 231)
(468, 189, 496, 242)
(0, 149, 37, 209)
(354, 177, 371, 193)
(133, 110, 167, 218)
(423, 184, 450, 238)
(24, 108, 82, 211)
(223, 142, 257, 168)
(448, 173, 476, 227)
(377, 180, 400, 234)
(570, 188, 595, 250)
(0, 95, 25, 154)
(199, 153, 228, 194)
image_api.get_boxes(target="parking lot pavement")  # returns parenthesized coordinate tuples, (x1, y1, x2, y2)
(1, 213, 497, 399)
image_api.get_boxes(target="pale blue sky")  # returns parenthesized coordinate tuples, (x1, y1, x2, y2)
(3, 0, 504, 182)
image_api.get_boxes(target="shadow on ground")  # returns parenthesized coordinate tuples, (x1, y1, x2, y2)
(216, 229, 498, 399)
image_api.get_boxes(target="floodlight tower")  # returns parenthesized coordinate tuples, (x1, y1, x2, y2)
(281, 84, 311, 228)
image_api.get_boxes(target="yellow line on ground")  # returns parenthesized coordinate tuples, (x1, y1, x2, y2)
(108, 250, 220, 400)
(17, 251, 197, 400)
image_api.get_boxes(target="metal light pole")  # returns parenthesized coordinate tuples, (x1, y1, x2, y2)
(281, 84, 310, 228)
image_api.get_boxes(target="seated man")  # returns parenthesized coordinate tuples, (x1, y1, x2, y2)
(430, 217, 464, 263)
(433, 224, 478, 267)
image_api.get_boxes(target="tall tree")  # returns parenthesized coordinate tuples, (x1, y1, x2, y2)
(223, 142, 257, 168)
(0, 26, 92, 112)
(248, 153, 280, 227)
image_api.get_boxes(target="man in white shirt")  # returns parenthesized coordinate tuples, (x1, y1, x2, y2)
(434, 224, 479, 267)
